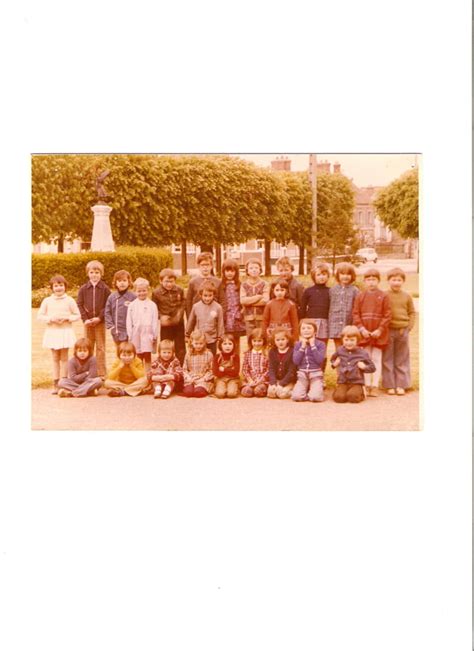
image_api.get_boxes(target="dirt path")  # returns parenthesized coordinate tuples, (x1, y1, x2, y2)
(31, 389, 420, 431)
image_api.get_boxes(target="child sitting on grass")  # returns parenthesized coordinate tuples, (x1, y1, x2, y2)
(267, 328, 296, 399)
(330, 326, 376, 403)
(241, 328, 269, 398)
(149, 339, 183, 399)
(104, 341, 149, 397)
(182, 330, 214, 398)
(57, 338, 103, 398)
(213, 333, 240, 399)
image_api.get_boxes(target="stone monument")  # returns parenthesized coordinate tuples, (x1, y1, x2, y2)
(90, 169, 115, 251)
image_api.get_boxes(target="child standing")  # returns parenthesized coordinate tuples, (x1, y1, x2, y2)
(328, 263, 359, 348)
(77, 260, 111, 378)
(382, 267, 416, 396)
(105, 270, 136, 346)
(330, 326, 376, 403)
(300, 262, 331, 343)
(182, 330, 214, 398)
(267, 328, 296, 399)
(241, 328, 269, 398)
(217, 259, 246, 354)
(152, 268, 186, 364)
(104, 341, 150, 397)
(126, 277, 159, 371)
(352, 268, 392, 397)
(149, 339, 184, 399)
(240, 258, 270, 337)
(185, 281, 224, 355)
(57, 337, 103, 398)
(213, 333, 240, 399)
(37, 274, 81, 394)
(262, 280, 299, 339)
(185, 252, 221, 317)
(291, 319, 326, 402)
(275, 255, 305, 316)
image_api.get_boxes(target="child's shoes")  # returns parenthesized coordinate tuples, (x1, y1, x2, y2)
(52, 380, 59, 395)
(58, 388, 72, 398)
(108, 388, 125, 397)
(369, 387, 379, 397)
(395, 387, 406, 396)
(387, 389, 396, 395)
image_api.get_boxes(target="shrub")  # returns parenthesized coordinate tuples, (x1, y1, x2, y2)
(32, 246, 173, 291)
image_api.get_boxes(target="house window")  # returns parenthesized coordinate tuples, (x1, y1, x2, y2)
(256, 240, 264, 250)
(358, 211, 362, 224)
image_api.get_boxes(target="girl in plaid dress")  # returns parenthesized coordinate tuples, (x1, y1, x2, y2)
(328, 263, 359, 348)
(182, 330, 214, 398)
(241, 328, 269, 398)
(218, 259, 246, 354)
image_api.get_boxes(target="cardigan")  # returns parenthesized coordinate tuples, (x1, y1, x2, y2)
(262, 299, 299, 337)
(186, 300, 224, 344)
(268, 347, 296, 386)
(292, 340, 326, 371)
(352, 289, 392, 348)
(77, 280, 111, 322)
(185, 275, 221, 317)
(212, 352, 240, 379)
(104, 290, 136, 342)
(330, 346, 376, 385)
(301, 284, 330, 320)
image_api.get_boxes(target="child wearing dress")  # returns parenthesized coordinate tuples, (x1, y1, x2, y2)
(57, 337, 103, 398)
(185, 281, 224, 355)
(291, 319, 326, 402)
(330, 326, 376, 403)
(275, 255, 305, 316)
(352, 268, 392, 397)
(152, 268, 186, 364)
(148, 339, 184, 399)
(240, 258, 270, 336)
(382, 267, 416, 396)
(104, 341, 149, 397)
(126, 277, 159, 371)
(182, 330, 214, 398)
(217, 259, 246, 354)
(104, 269, 136, 346)
(213, 333, 240, 399)
(267, 328, 296, 399)
(262, 280, 299, 339)
(77, 260, 111, 378)
(328, 263, 359, 348)
(185, 252, 221, 317)
(240, 328, 269, 398)
(37, 274, 81, 394)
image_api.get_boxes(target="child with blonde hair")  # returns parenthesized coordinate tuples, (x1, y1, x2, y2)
(330, 326, 376, 403)
(328, 262, 359, 347)
(57, 338, 103, 398)
(185, 252, 221, 317)
(149, 339, 183, 399)
(291, 319, 325, 402)
(240, 258, 270, 336)
(267, 328, 296, 399)
(213, 333, 240, 398)
(126, 277, 159, 370)
(241, 328, 269, 398)
(182, 330, 214, 397)
(104, 341, 149, 397)
(186, 281, 224, 355)
(37, 274, 81, 394)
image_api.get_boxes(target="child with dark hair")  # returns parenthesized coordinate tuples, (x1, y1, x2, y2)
(275, 255, 304, 315)
(186, 281, 224, 355)
(104, 341, 149, 397)
(105, 269, 136, 345)
(213, 334, 240, 398)
(185, 252, 221, 317)
(328, 262, 359, 347)
(149, 339, 183, 399)
(37, 274, 81, 394)
(330, 326, 376, 403)
(57, 338, 103, 397)
(182, 330, 214, 398)
(217, 259, 245, 354)
(262, 280, 299, 339)
(152, 268, 186, 364)
(267, 328, 296, 399)
(241, 328, 269, 398)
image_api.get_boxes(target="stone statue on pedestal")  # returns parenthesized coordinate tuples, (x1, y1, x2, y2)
(95, 169, 111, 204)
(91, 170, 114, 251)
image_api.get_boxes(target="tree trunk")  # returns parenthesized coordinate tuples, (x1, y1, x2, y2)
(215, 244, 222, 276)
(264, 240, 271, 276)
(57, 237, 64, 253)
(181, 239, 187, 276)
(305, 247, 312, 275)
(298, 244, 305, 276)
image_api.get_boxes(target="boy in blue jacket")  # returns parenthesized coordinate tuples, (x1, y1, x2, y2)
(105, 270, 136, 347)
(330, 325, 376, 403)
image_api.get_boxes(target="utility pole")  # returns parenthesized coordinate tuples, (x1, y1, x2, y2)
(309, 153, 318, 269)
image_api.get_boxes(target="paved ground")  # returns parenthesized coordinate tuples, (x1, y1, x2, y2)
(31, 388, 420, 431)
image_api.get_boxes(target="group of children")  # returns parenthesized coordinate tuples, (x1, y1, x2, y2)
(37, 253, 416, 403)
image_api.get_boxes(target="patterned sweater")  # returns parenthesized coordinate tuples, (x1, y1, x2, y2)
(352, 289, 392, 348)
(241, 350, 269, 385)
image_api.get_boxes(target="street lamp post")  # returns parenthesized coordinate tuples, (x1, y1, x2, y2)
(309, 154, 318, 270)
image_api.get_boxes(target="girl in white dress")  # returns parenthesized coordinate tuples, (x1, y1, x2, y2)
(126, 277, 159, 371)
(37, 275, 81, 393)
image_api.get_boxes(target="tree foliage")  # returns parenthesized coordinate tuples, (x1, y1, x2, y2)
(373, 168, 419, 239)
(315, 173, 357, 256)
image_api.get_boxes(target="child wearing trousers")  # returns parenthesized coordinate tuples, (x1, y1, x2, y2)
(241, 328, 269, 397)
(104, 341, 149, 397)
(38, 274, 81, 394)
(330, 326, 376, 403)
(105, 269, 136, 346)
(267, 328, 296, 399)
(382, 267, 416, 395)
(152, 268, 186, 364)
(352, 268, 391, 397)
(217, 259, 246, 355)
(240, 258, 270, 336)
(149, 339, 184, 399)
(186, 281, 224, 355)
(57, 337, 103, 398)
(213, 334, 240, 398)
(77, 260, 111, 377)
(182, 330, 214, 397)
(126, 277, 159, 371)
(328, 262, 359, 348)
(291, 319, 326, 402)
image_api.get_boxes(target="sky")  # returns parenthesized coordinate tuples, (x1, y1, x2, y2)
(232, 153, 418, 188)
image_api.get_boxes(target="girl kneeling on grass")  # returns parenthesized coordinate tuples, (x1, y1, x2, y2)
(241, 328, 269, 398)
(182, 330, 214, 398)
(291, 319, 326, 402)
(57, 337, 103, 397)
(104, 341, 150, 397)
(213, 333, 240, 398)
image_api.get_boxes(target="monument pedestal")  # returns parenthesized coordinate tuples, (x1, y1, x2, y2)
(90, 204, 115, 252)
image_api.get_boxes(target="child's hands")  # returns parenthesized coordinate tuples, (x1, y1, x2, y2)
(357, 361, 367, 370)
(332, 357, 341, 367)
(370, 328, 381, 338)
(360, 327, 371, 339)
(160, 315, 172, 326)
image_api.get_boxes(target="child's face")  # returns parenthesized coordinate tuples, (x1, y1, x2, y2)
(342, 335, 358, 350)
(201, 289, 214, 305)
(314, 270, 329, 285)
(160, 347, 174, 361)
(120, 350, 135, 365)
(192, 338, 206, 353)
(251, 336, 264, 351)
(388, 275, 404, 292)
(273, 284, 287, 300)
(52, 282, 66, 296)
(338, 272, 352, 286)
(161, 275, 176, 291)
(274, 332, 289, 351)
(364, 275, 379, 290)
(88, 268, 102, 283)
(116, 278, 130, 292)
(300, 322, 316, 339)
(277, 264, 293, 281)
(136, 284, 149, 300)
(75, 346, 90, 361)
(224, 267, 236, 281)
(199, 261, 212, 277)
(247, 263, 261, 278)
(221, 339, 234, 354)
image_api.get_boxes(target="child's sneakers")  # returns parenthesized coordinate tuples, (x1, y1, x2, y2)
(395, 387, 406, 396)
(108, 388, 125, 397)
(154, 387, 162, 399)
(387, 388, 396, 395)
(58, 388, 72, 398)
(369, 386, 379, 397)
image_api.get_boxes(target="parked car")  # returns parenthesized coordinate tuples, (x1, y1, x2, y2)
(356, 247, 378, 263)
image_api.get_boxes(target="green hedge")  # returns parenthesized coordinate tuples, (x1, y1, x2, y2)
(32, 246, 173, 291)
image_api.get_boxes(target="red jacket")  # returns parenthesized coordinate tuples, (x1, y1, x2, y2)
(352, 289, 391, 348)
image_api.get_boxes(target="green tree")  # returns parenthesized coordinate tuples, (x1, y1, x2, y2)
(373, 168, 419, 239)
(276, 171, 312, 273)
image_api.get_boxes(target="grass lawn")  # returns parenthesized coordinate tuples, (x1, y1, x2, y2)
(31, 273, 420, 391)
